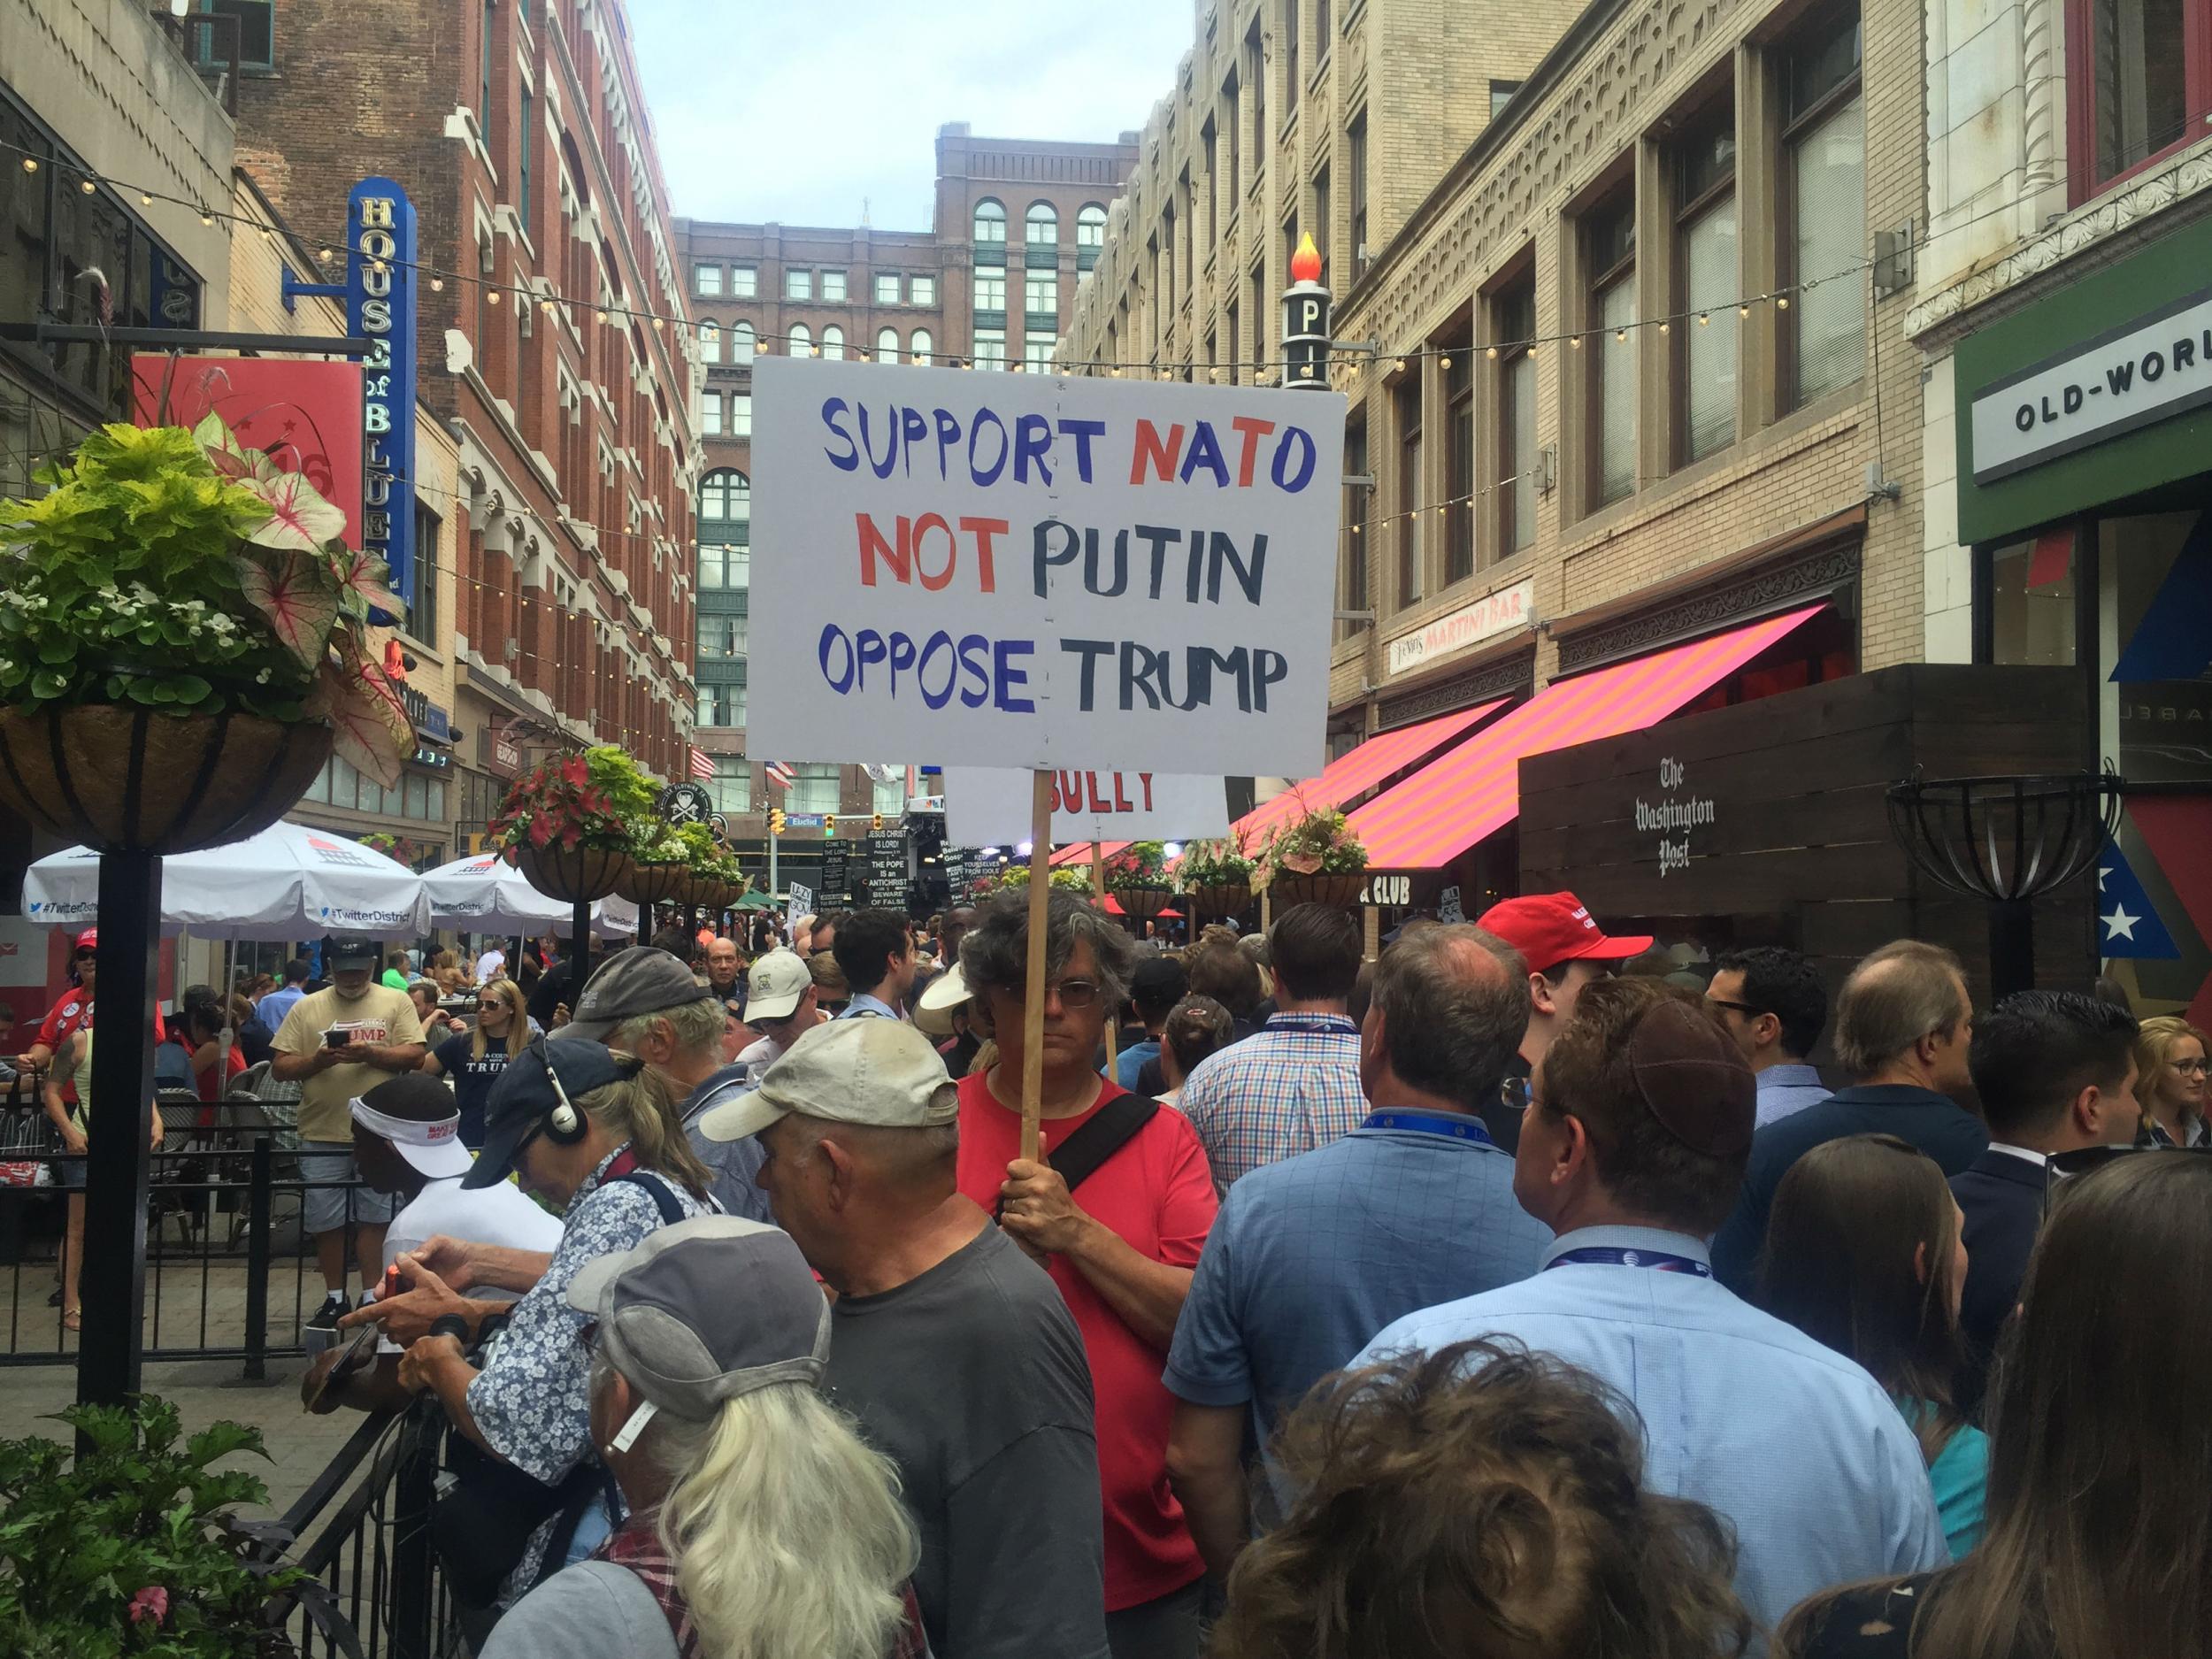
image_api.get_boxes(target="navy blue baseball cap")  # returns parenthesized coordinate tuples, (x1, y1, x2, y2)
(464, 1038, 642, 1189)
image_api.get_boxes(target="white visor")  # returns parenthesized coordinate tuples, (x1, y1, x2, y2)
(349, 1095, 474, 1179)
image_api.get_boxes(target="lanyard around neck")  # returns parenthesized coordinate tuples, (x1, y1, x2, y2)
(1543, 1245, 1712, 1278)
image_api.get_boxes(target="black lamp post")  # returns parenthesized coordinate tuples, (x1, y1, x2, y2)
(1886, 769, 2122, 1005)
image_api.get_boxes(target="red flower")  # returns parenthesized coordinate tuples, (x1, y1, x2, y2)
(127, 1586, 168, 1626)
(527, 810, 555, 849)
(560, 756, 588, 788)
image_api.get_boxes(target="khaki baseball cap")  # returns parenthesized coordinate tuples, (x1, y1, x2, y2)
(698, 1016, 956, 1143)
(745, 949, 811, 1022)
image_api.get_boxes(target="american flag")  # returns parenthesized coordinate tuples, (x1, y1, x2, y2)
(688, 747, 718, 780)
(764, 761, 798, 790)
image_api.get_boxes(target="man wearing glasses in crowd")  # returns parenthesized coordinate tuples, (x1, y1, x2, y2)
(1704, 946, 1833, 1128)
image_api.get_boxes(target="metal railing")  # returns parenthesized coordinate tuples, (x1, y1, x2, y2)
(261, 1399, 460, 1659)
(0, 1112, 380, 1371)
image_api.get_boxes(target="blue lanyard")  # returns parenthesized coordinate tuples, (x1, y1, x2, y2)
(1543, 1246, 1712, 1278)
(1361, 1109, 1496, 1148)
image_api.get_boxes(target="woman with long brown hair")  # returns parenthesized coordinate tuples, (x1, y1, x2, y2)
(1760, 1133, 1987, 1559)
(1778, 1152, 2212, 1659)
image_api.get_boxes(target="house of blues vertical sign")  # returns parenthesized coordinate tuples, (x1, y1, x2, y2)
(347, 178, 418, 611)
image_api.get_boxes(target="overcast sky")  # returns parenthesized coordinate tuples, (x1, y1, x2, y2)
(627, 0, 1193, 229)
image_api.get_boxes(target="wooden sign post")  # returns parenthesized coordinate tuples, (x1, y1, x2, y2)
(1019, 769, 1053, 1163)
(1092, 839, 1117, 1074)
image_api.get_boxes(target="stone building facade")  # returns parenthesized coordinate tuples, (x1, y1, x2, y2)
(227, 0, 700, 844)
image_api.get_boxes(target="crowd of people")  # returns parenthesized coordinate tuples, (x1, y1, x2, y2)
(11, 884, 2208, 1658)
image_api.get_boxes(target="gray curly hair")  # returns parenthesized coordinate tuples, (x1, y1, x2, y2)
(960, 888, 1137, 1007)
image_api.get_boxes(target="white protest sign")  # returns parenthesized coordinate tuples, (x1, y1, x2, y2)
(786, 881, 813, 934)
(747, 357, 1343, 775)
(944, 768, 1231, 846)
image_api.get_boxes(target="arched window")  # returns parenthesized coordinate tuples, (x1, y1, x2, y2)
(730, 472, 751, 534)
(787, 323, 812, 357)
(972, 199, 1006, 242)
(876, 326, 899, 361)
(700, 468, 742, 519)
(731, 321, 755, 364)
(1026, 202, 1058, 245)
(910, 328, 933, 365)
(1077, 204, 1108, 248)
(698, 319, 720, 360)
(821, 325, 845, 361)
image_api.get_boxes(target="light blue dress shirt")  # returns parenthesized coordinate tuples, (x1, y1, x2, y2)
(1755, 1062, 1832, 1129)
(1356, 1225, 1948, 1632)
(837, 992, 903, 1020)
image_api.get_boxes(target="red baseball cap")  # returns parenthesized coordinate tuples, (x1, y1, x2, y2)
(73, 929, 97, 953)
(1475, 892, 1652, 972)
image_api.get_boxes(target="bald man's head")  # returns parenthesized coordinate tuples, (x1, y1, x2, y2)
(1363, 925, 1532, 1109)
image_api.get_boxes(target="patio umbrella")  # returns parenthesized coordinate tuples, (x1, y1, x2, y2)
(419, 851, 637, 940)
(23, 821, 431, 941)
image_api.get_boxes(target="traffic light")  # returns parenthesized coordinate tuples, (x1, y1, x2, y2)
(824, 814, 838, 838)
(872, 813, 885, 833)
(768, 807, 787, 837)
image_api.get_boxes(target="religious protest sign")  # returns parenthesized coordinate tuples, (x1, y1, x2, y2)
(943, 767, 1230, 846)
(747, 357, 1343, 776)
(787, 882, 813, 934)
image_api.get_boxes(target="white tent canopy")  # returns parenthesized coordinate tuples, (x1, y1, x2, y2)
(22, 822, 434, 941)
(419, 851, 636, 940)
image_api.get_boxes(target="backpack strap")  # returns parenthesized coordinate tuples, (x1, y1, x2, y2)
(1045, 1094, 1160, 1194)
(613, 1170, 687, 1225)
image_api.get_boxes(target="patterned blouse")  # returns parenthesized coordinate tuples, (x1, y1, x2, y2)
(465, 1146, 714, 1599)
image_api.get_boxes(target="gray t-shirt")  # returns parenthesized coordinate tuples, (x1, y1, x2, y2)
(479, 1561, 674, 1659)
(826, 1223, 1109, 1659)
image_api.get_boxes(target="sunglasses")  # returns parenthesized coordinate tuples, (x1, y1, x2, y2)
(1706, 998, 1766, 1018)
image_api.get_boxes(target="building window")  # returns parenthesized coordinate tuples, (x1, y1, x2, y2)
(1023, 336, 1056, 373)
(790, 763, 841, 815)
(1283, 211, 1300, 279)
(973, 199, 1007, 242)
(1317, 0, 1331, 45)
(1784, 4, 1865, 409)
(872, 772, 908, 816)
(694, 262, 722, 296)
(1225, 297, 1240, 383)
(1348, 111, 1369, 277)
(2071, 0, 2209, 196)
(698, 319, 720, 361)
(732, 265, 757, 298)
(1026, 202, 1058, 244)
(974, 270, 1007, 313)
(910, 328, 933, 364)
(697, 614, 746, 660)
(1445, 349, 1475, 583)
(410, 503, 441, 643)
(1342, 418, 1369, 635)
(1584, 192, 1636, 507)
(731, 320, 755, 364)
(518, 87, 534, 222)
(1024, 268, 1057, 316)
(708, 756, 751, 812)
(786, 268, 811, 301)
(1310, 165, 1331, 280)
(1247, 18, 1266, 176)
(822, 270, 847, 303)
(1677, 107, 1738, 465)
(1490, 80, 1523, 119)
(700, 468, 750, 531)
(189, 1, 274, 70)
(1494, 278, 1539, 555)
(787, 323, 812, 357)
(876, 326, 899, 361)
(1225, 66, 1243, 211)
(910, 273, 937, 306)
(702, 392, 723, 435)
(972, 329, 1007, 370)
(731, 392, 751, 436)
(875, 273, 900, 304)
(1078, 204, 1108, 249)
(1395, 374, 1424, 610)
(821, 325, 845, 360)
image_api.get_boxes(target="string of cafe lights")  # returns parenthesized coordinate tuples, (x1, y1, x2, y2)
(8, 133, 1916, 381)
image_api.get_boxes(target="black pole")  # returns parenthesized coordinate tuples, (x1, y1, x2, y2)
(78, 849, 163, 1413)
(1988, 898, 2035, 1007)
(241, 1135, 273, 1383)
(389, 1401, 440, 1659)
(572, 897, 592, 1000)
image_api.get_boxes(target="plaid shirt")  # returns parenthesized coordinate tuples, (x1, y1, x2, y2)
(1176, 1012, 1367, 1189)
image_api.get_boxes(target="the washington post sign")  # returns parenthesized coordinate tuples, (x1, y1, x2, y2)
(747, 357, 1344, 776)
(347, 178, 418, 611)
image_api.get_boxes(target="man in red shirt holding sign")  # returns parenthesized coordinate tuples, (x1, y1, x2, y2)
(952, 890, 1217, 1659)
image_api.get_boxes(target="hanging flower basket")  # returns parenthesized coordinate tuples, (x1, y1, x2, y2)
(0, 705, 332, 855)
(511, 841, 634, 904)
(1183, 881, 1253, 920)
(1266, 871, 1370, 911)
(1113, 885, 1175, 921)
(618, 859, 695, 908)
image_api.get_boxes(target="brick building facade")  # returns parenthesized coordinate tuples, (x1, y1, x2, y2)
(672, 126, 1138, 845)
(227, 0, 698, 844)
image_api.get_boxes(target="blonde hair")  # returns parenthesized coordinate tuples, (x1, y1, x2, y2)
(472, 980, 527, 1062)
(580, 1061, 713, 1199)
(2134, 1015, 2208, 1141)
(601, 1361, 919, 1659)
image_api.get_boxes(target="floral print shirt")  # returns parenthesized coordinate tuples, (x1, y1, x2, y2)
(465, 1146, 713, 1598)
